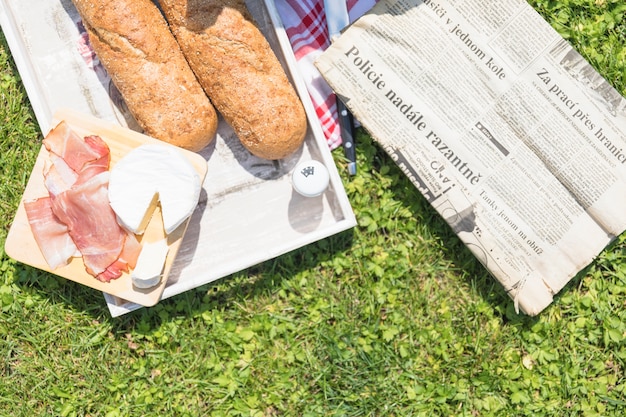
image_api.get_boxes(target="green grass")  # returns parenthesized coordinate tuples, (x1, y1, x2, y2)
(1, 1, 626, 416)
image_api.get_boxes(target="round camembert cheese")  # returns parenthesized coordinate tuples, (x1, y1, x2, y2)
(108, 144, 202, 235)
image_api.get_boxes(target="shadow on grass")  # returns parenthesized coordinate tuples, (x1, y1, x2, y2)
(108, 227, 357, 331)
(8, 225, 356, 326)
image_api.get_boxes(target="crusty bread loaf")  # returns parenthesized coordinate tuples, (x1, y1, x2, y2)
(71, 0, 218, 152)
(159, 0, 308, 160)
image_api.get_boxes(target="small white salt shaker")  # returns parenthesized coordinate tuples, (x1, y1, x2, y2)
(292, 160, 330, 197)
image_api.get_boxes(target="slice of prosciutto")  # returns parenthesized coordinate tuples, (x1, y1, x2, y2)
(75, 136, 110, 185)
(43, 121, 108, 172)
(24, 197, 79, 270)
(51, 171, 126, 276)
(97, 231, 142, 283)
(43, 154, 78, 197)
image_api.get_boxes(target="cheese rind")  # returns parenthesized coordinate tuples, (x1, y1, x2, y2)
(108, 144, 202, 235)
(131, 238, 170, 289)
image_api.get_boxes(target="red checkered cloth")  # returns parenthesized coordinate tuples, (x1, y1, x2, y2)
(275, 0, 379, 150)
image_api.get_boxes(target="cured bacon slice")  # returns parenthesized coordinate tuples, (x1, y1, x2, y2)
(43, 155, 79, 197)
(75, 152, 110, 186)
(44, 134, 110, 196)
(97, 232, 142, 282)
(43, 121, 107, 172)
(24, 197, 79, 270)
(51, 171, 127, 277)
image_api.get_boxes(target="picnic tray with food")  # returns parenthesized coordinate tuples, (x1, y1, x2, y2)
(0, 0, 357, 315)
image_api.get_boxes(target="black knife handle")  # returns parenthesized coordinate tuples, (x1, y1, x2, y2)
(336, 98, 357, 175)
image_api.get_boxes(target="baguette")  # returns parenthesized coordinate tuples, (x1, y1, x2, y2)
(71, 0, 218, 152)
(159, 0, 307, 160)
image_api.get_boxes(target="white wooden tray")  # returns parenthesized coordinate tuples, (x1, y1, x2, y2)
(0, 0, 356, 316)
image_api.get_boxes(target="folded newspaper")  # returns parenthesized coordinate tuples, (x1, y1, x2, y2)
(316, 0, 626, 315)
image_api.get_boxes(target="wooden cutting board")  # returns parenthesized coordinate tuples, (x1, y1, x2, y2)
(4, 108, 208, 307)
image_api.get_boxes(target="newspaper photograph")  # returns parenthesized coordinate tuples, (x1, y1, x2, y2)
(316, 0, 626, 315)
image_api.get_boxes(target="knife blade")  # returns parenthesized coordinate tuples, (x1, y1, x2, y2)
(324, 0, 357, 175)
(325, 0, 350, 42)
